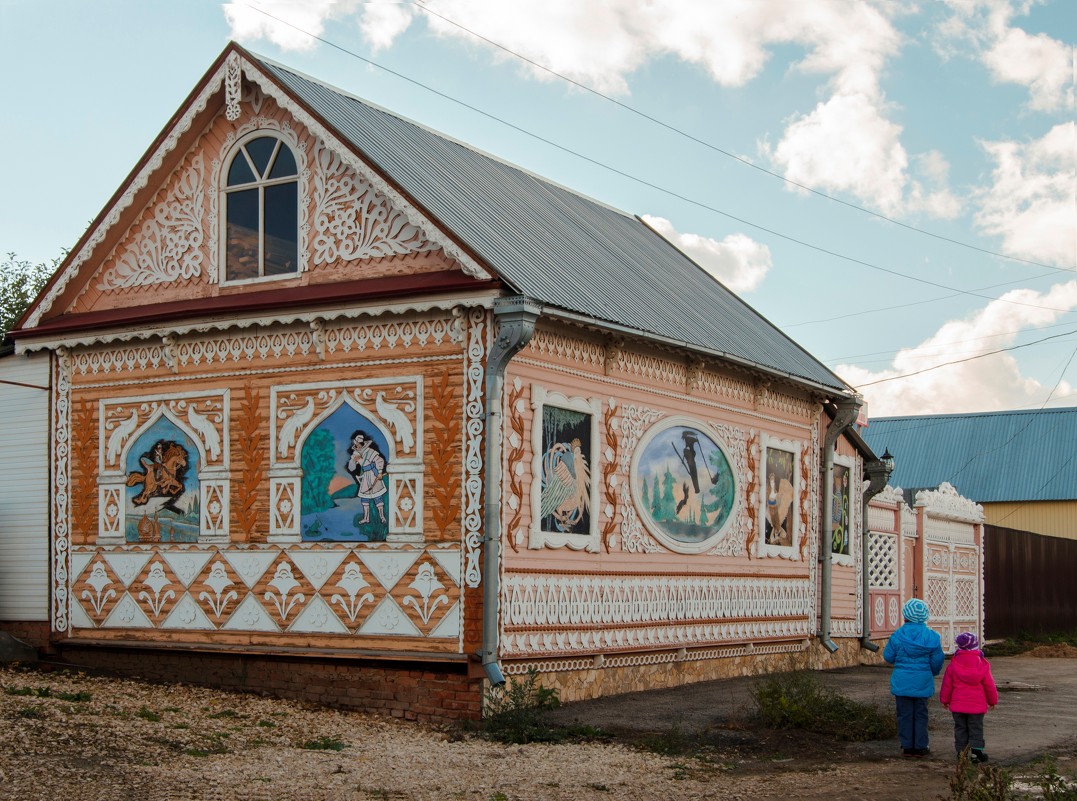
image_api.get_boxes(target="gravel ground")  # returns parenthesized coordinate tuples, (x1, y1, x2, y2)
(1, 662, 1074, 801)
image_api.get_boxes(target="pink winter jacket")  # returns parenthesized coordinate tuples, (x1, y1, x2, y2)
(940, 650, 999, 714)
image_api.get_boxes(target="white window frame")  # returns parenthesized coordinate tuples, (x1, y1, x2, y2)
(756, 435, 801, 560)
(528, 385, 602, 552)
(220, 130, 302, 286)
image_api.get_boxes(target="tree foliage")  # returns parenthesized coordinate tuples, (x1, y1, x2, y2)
(1, 253, 59, 344)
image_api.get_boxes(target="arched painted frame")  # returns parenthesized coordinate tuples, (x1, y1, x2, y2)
(630, 416, 738, 554)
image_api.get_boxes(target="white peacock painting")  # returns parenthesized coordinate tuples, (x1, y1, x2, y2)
(538, 405, 592, 535)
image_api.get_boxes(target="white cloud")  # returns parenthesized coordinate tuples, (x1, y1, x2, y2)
(937, 0, 1073, 112)
(223, 0, 359, 51)
(840, 281, 1077, 416)
(223, 0, 954, 217)
(767, 93, 909, 216)
(983, 26, 1073, 112)
(975, 122, 1076, 267)
(642, 216, 771, 293)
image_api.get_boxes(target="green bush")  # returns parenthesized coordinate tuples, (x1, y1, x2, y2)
(752, 670, 895, 741)
(482, 668, 562, 744)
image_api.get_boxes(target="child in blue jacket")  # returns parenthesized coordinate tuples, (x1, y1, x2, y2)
(883, 598, 945, 757)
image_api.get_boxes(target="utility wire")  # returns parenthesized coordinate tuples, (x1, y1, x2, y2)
(784, 269, 1067, 328)
(241, 2, 1077, 317)
(412, 0, 1075, 274)
(856, 327, 1077, 387)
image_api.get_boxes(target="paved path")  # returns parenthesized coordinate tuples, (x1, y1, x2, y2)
(545, 656, 1077, 765)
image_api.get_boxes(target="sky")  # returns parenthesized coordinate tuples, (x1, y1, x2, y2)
(1, 0, 1073, 419)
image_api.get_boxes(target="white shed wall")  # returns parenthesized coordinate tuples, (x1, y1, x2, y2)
(0, 351, 50, 621)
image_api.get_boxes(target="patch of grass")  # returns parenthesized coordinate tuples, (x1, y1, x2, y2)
(16, 707, 43, 719)
(985, 629, 1077, 658)
(5, 686, 90, 702)
(302, 736, 347, 751)
(163, 706, 181, 713)
(257, 719, 276, 728)
(208, 708, 240, 719)
(752, 670, 895, 741)
(137, 706, 162, 722)
(640, 726, 696, 756)
(54, 690, 92, 702)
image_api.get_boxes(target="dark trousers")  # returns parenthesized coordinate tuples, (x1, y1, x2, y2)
(895, 695, 930, 750)
(952, 711, 986, 753)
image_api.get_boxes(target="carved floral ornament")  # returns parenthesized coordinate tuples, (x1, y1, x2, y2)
(914, 481, 985, 523)
(271, 379, 422, 466)
(99, 392, 229, 474)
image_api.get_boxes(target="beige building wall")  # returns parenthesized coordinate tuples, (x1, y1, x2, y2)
(982, 501, 1077, 540)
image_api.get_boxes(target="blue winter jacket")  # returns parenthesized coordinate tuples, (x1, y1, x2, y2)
(883, 622, 945, 697)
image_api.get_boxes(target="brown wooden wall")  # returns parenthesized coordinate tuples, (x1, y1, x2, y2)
(984, 524, 1077, 638)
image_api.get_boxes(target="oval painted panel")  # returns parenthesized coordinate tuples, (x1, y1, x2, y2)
(633, 421, 736, 550)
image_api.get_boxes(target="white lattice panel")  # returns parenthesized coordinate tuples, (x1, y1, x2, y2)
(868, 531, 898, 589)
(954, 578, 977, 618)
(927, 574, 950, 617)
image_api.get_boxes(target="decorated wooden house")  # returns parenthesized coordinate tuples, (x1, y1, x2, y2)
(9, 43, 892, 721)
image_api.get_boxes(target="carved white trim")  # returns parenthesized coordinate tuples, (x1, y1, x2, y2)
(874, 485, 905, 506)
(225, 51, 242, 121)
(617, 403, 665, 554)
(270, 476, 301, 540)
(389, 472, 423, 535)
(235, 57, 491, 282)
(706, 421, 750, 557)
(52, 349, 72, 632)
(757, 434, 801, 560)
(97, 153, 206, 291)
(915, 482, 984, 523)
(463, 308, 487, 587)
(26, 63, 228, 329)
(528, 385, 602, 553)
(270, 377, 422, 466)
(99, 486, 123, 541)
(502, 640, 807, 674)
(100, 391, 229, 474)
(311, 140, 439, 265)
(200, 481, 229, 543)
(501, 573, 813, 656)
(20, 297, 491, 357)
(209, 117, 310, 283)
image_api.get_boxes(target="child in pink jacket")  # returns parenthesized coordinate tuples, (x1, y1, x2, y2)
(940, 632, 999, 763)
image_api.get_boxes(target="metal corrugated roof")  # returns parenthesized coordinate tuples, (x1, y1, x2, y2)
(861, 407, 1077, 502)
(256, 56, 849, 393)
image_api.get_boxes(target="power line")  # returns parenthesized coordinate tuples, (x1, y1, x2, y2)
(856, 327, 1077, 387)
(411, 1, 1075, 274)
(240, 2, 1077, 318)
(784, 269, 1067, 328)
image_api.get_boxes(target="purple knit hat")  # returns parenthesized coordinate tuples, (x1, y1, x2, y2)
(954, 632, 979, 651)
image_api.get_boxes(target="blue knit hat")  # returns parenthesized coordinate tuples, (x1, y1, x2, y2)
(902, 598, 930, 623)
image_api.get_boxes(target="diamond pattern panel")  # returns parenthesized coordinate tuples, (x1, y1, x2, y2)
(320, 557, 386, 632)
(392, 557, 459, 636)
(190, 556, 245, 625)
(130, 555, 184, 625)
(71, 555, 124, 626)
(252, 553, 317, 628)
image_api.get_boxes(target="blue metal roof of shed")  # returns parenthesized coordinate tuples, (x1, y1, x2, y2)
(861, 407, 1077, 502)
(255, 55, 849, 393)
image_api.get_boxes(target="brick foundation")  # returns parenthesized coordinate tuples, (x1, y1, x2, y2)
(0, 621, 51, 651)
(52, 644, 483, 724)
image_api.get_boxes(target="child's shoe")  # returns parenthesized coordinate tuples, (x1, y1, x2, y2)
(971, 750, 989, 763)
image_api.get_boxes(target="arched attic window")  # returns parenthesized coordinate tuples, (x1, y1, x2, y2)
(223, 134, 299, 282)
